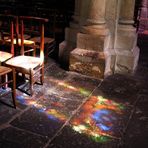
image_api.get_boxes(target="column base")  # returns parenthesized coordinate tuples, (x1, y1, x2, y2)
(104, 46, 140, 77)
(81, 24, 109, 35)
(114, 47, 140, 74)
(77, 32, 110, 52)
(70, 48, 105, 79)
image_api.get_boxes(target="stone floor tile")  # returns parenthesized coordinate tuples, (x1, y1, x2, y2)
(45, 63, 69, 80)
(48, 125, 119, 148)
(37, 94, 83, 117)
(118, 106, 148, 148)
(98, 74, 141, 104)
(0, 126, 48, 148)
(0, 103, 19, 126)
(68, 94, 132, 139)
(10, 107, 64, 138)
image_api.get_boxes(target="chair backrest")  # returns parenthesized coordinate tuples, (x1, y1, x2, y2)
(19, 16, 48, 61)
(0, 14, 15, 56)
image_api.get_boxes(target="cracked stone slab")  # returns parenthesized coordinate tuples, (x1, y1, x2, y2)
(98, 74, 141, 104)
(118, 105, 148, 148)
(0, 103, 19, 126)
(10, 107, 64, 138)
(0, 126, 48, 148)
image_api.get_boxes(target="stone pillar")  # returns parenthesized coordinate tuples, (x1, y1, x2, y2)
(119, 0, 135, 25)
(70, 0, 110, 79)
(82, 0, 108, 35)
(114, 0, 139, 74)
(87, 0, 106, 24)
(59, 0, 82, 69)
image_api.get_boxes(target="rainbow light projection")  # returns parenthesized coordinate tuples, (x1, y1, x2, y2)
(16, 79, 125, 143)
(57, 81, 91, 96)
(70, 95, 125, 142)
(16, 95, 67, 123)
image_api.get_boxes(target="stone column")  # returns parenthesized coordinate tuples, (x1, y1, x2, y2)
(114, 0, 139, 74)
(119, 0, 135, 25)
(70, 0, 110, 79)
(59, 0, 82, 69)
(87, 0, 106, 24)
(82, 0, 108, 35)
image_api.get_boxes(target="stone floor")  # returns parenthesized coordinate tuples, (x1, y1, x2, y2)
(0, 39, 148, 148)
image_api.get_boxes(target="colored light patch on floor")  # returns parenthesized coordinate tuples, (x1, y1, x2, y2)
(70, 96, 125, 143)
(57, 81, 91, 96)
(16, 95, 67, 123)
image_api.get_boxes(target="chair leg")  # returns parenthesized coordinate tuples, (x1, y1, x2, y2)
(30, 69, 33, 96)
(12, 68, 16, 108)
(40, 65, 44, 85)
(2, 74, 7, 89)
(33, 45, 36, 57)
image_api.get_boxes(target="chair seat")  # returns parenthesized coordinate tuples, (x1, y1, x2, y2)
(6, 38, 35, 46)
(5, 56, 42, 72)
(0, 51, 13, 63)
(3, 32, 31, 40)
(0, 66, 12, 75)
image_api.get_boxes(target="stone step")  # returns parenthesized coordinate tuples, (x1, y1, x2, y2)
(69, 48, 105, 79)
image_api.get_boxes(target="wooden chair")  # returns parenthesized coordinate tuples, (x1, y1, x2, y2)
(0, 14, 15, 64)
(0, 66, 16, 108)
(4, 16, 36, 56)
(5, 16, 48, 96)
(29, 8, 56, 60)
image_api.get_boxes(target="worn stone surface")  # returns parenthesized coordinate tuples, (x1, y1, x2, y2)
(119, 0, 135, 24)
(0, 126, 48, 148)
(114, 47, 139, 74)
(0, 103, 19, 126)
(48, 125, 119, 148)
(77, 33, 105, 51)
(10, 107, 64, 138)
(70, 48, 105, 79)
(115, 25, 137, 51)
(0, 38, 148, 147)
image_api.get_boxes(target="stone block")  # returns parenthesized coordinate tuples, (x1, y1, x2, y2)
(104, 49, 116, 77)
(69, 48, 105, 79)
(114, 47, 140, 74)
(77, 33, 105, 51)
(115, 25, 137, 51)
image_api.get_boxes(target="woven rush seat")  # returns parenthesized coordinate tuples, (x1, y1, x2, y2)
(5, 55, 43, 73)
(0, 51, 13, 63)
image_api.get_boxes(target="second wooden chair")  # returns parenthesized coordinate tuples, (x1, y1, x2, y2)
(5, 16, 48, 96)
